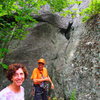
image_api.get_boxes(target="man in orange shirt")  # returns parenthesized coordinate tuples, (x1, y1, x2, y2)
(31, 58, 54, 100)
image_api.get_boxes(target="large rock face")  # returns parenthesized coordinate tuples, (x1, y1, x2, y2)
(0, 0, 99, 100)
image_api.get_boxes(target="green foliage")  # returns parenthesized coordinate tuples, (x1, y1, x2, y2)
(0, 0, 39, 69)
(60, 0, 82, 17)
(70, 89, 76, 100)
(0, 62, 8, 69)
(46, 0, 69, 12)
(80, 0, 100, 22)
(52, 97, 58, 100)
(0, 48, 9, 59)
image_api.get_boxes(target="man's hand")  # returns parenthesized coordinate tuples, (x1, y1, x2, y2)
(42, 77, 54, 89)
(51, 83, 54, 89)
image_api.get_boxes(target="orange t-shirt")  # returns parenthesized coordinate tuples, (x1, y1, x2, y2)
(31, 67, 48, 84)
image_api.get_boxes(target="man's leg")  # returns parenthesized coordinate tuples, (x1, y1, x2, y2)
(34, 86, 42, 100)
(34, 93, 42, 100)
(41, 90, 48, 100)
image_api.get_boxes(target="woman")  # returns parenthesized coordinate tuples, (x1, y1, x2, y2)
(0, 63, 28, 100)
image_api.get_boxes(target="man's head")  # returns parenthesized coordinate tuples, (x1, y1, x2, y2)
(37, 58, 46, 70)
(37, 58, 46, 65)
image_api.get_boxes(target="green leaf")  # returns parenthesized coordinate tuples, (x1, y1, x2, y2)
(0, 62, 8, 69)
(0, 48, 9, 53)
(81, 0, 100, 22)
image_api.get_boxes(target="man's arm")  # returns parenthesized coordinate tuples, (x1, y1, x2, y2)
(48, 76, 54, 89)
(33, 77, 50, 83)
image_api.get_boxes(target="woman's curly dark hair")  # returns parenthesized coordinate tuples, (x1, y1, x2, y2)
(6, 63, 28, 82)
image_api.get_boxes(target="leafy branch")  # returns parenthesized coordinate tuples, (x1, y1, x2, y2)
(80, 0, 100, 22)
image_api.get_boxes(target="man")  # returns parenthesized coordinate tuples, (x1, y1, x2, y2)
(31, 58, 54, 100)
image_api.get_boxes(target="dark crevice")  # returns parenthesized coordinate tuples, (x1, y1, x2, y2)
(32, 15, 46, 22)
(60, 22, 73, 40)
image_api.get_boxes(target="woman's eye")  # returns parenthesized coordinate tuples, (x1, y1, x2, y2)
(14, 73, 18, 77)
(20, 73, 24, 75)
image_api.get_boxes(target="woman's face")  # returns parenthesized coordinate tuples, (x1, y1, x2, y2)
(12, 68, 25, 86)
